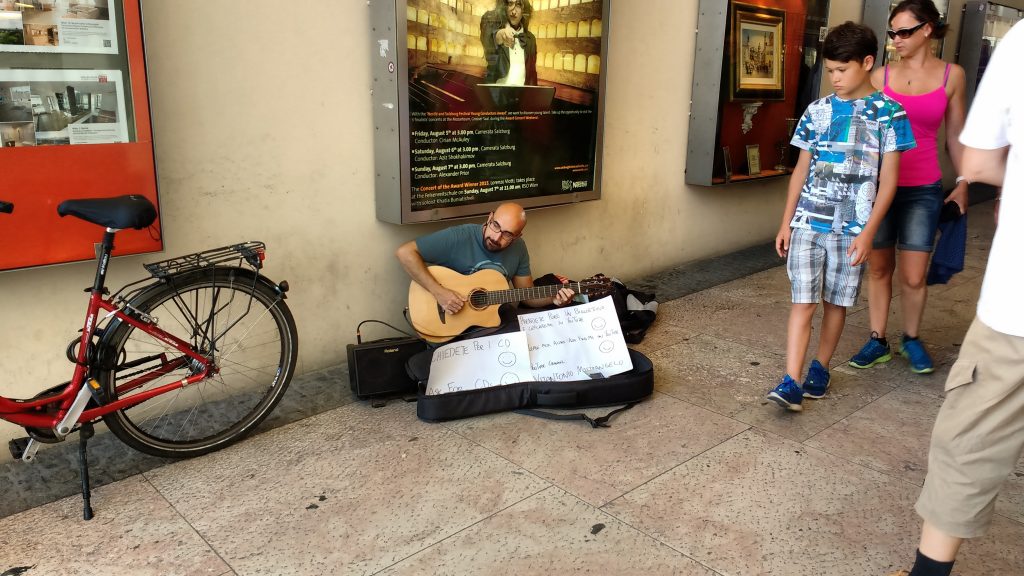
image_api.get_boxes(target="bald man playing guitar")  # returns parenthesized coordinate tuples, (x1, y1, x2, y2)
(396, 203, 579, 343)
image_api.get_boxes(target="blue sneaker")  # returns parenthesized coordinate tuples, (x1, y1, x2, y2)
(767, 375, 803, 412)
(802, 359, 830, 399)
(848, 338, 892, 369)
(900, 336, 935, 374)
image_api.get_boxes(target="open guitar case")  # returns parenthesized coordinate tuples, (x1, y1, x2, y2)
(405, 304, 655, 428)
(408, 347, 654, 427)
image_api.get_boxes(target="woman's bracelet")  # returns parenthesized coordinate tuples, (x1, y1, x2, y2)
(955, 175, 969, 185)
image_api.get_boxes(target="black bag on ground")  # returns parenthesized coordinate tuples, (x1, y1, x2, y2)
(606, 278, 658, 344)
(408, 348, 654, 427)
(534, 273, 658, 344)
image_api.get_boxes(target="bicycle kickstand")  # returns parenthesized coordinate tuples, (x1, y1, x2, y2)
(78, 422, 95, 521)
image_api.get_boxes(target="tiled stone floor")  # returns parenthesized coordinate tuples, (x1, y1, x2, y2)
(2, 200, 1022, 575)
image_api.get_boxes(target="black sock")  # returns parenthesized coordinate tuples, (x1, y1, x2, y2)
(904, 334, 919, 342)
(909, 549, 954, 576)
(872, 334, 889, 348)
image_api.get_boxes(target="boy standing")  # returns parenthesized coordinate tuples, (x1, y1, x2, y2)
(768, 22, 915, 411)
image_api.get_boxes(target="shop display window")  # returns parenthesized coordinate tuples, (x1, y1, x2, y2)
(686, 0, 831, 186)
(0, 0, 160, 272)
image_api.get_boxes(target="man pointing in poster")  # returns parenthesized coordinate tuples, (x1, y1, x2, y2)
(481, 0, 538, 86)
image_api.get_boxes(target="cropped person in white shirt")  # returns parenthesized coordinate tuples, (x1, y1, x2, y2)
(890, 19, 1024, 576)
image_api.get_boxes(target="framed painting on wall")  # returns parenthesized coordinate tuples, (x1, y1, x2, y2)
(731, 3, 786, 101)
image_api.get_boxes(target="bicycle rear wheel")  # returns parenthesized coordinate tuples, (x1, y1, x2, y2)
(99, 267, 298, 458)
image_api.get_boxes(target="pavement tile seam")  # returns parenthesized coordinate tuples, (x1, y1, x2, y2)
(365, 484, 563, 576)
(548, 486, 731, 576)
(799, 438, 931, 490)
(799, 385, 900, 442)
(592, 415, 752, 509)
(438, 397, 747, 512)
(372, 484, 730, 576)
(596, 500, 731, 576)
(140, 470, 238, 573)
(654, 384, 764, 426)
(661, 382, 935, 493)
(432, 418, 602, 505)
(995, 511, 1024, 529)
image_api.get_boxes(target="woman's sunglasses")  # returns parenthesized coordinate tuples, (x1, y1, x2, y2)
(886, 21, 926, 40)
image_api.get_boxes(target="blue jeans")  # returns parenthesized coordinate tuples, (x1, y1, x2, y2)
(873, 180, 943, 252)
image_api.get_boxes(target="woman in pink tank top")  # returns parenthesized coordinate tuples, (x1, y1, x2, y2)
(848, 0, 967, 375)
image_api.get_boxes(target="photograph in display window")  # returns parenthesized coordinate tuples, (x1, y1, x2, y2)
(746, 143, 761, 175)
(0, 69, 129, 147)
(0, 0, 118, 54)
(731, 3, 785, 101)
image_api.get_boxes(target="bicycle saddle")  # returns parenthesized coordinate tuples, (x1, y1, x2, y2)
(57, 195, 157, 230)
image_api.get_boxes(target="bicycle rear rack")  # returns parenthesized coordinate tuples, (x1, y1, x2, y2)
(143, 241, 265, 279)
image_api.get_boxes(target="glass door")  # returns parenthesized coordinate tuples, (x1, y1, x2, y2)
(958, 1, 1023, 106)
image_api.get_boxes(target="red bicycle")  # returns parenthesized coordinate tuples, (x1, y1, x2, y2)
(0, 196, 298, 519)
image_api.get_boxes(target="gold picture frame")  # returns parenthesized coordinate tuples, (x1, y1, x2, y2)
(746, 144, 761, 175)
(730, 3, 785, 101)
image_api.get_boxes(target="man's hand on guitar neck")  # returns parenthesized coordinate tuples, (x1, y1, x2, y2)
(551, 274, 575, 307)
(434, 286, 468, 315)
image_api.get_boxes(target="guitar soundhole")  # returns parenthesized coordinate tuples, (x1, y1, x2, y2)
(468, 289, 489, 310)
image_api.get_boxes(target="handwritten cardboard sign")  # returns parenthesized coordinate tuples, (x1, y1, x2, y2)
(425, 332, 533, 396)
(518, 295, 632, 381)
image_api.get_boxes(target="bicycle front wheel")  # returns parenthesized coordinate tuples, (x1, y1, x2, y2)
(99, 267, 298, 458)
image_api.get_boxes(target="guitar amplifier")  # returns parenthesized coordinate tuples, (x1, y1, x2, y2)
(346, 337, 428, 399)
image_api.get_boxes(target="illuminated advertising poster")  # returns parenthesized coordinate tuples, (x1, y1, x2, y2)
(405, 0, 605, 212)
(0, 0, 118, 55)
(0, 69, 129, 147)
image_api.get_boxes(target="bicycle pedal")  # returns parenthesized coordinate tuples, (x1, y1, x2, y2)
(9, 437, 39, 462)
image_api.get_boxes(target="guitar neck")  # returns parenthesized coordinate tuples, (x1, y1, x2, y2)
(477, 281, 582, 307)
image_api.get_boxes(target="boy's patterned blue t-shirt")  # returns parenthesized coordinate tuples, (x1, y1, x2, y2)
(789, 91, 915, 235)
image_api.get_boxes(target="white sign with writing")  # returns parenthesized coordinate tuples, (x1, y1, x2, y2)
(425, 332, 533, 396)
(518, 296, 632, 381)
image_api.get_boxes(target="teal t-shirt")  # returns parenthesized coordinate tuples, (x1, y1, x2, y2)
(415, 223, 531, 280)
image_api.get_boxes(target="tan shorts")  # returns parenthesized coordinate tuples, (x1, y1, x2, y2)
(915, 317, 1024, 538)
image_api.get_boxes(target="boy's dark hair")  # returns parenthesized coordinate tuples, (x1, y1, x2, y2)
(890, 0, 948, 39)
(822, 21, 878, 63)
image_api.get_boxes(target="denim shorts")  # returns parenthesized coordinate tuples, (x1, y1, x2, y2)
(873, 180, 943, 252)
(787, 228, 863, 307)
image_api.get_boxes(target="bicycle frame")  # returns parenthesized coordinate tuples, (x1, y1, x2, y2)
(0, 228, 210, 435)
(2, 197, 295, 521)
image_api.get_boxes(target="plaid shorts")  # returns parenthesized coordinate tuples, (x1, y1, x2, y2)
(787, 228, 864, 306)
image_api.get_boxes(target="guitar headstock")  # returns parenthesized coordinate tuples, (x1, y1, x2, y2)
(578, 274, 614, 298)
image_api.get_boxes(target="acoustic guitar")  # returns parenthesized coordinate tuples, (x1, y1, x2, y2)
(408, 266, 612, 343)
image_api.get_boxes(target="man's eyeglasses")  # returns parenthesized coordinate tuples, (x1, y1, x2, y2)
(486, 218, 519, 242)
(886, 21, 926, 40)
